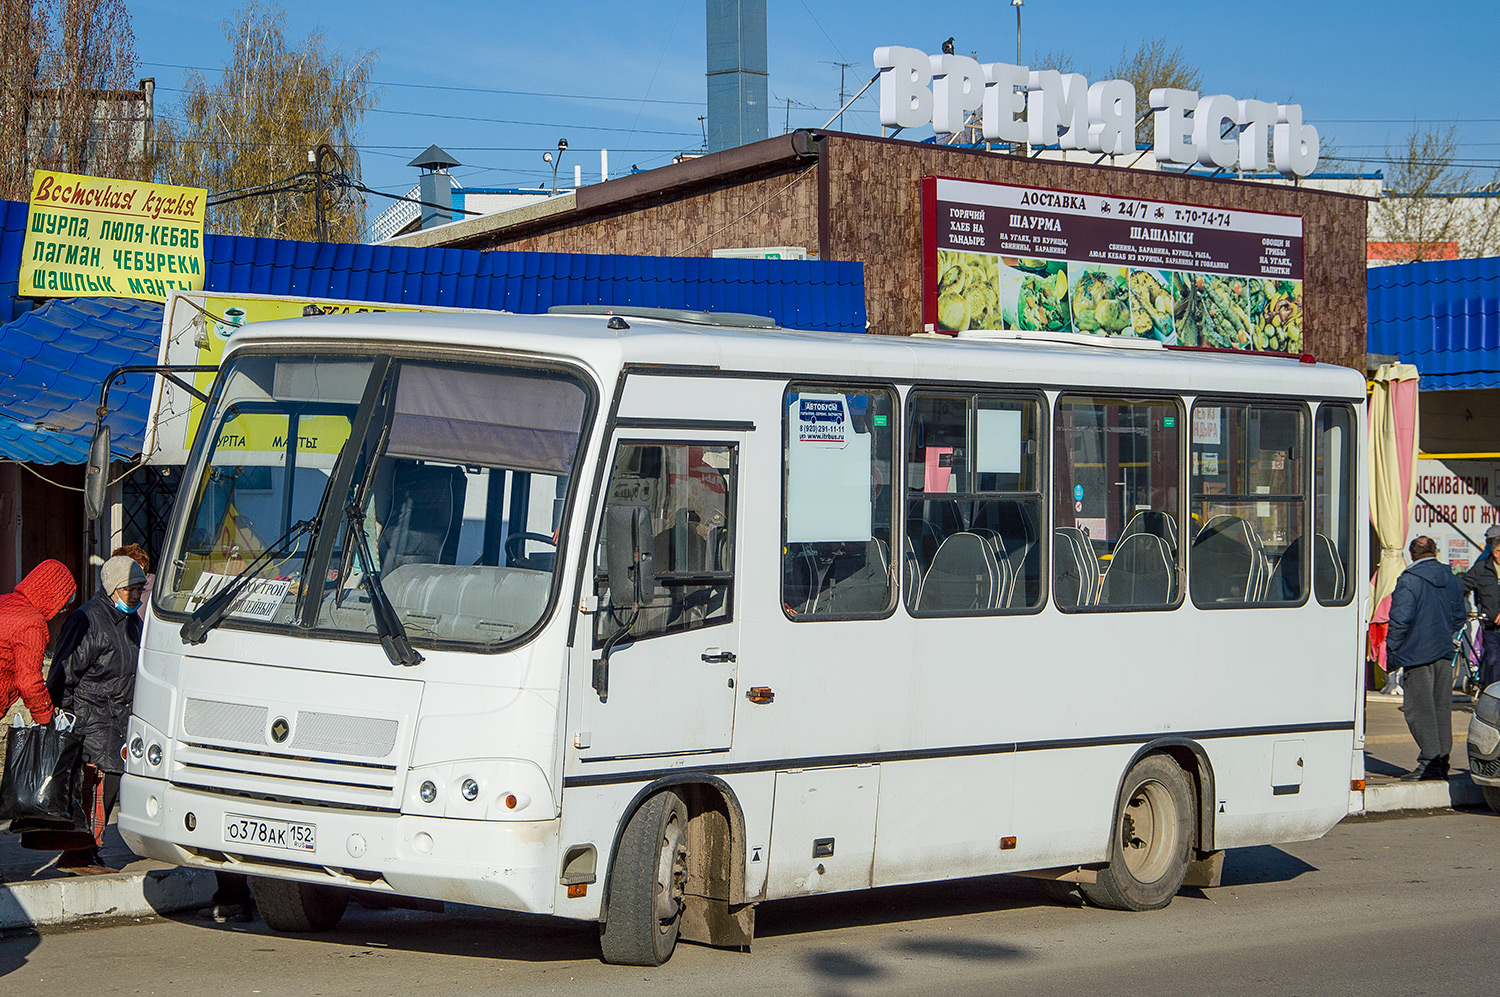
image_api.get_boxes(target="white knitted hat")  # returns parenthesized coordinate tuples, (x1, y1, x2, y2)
(101, 555, 146, 594)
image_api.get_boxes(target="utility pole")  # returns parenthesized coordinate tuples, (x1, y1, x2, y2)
(824, 61, 856, 132)
(311, 145, 327, 243)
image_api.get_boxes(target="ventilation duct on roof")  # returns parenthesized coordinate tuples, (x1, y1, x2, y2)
(706, 0, 768, 154)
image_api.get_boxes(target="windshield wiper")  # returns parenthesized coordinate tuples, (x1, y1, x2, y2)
(341, 502, 424, 667)
(181, 519, 316, 644)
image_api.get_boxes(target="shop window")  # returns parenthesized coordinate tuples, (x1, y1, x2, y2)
(1189, 401, 1307, 607)
(595, 443, 736, 644)
(1314, 404, 1356, 606)
(905, 392, 1044, 614)
(781, 384, 897, 618)
(1054, 395, 1182, 611)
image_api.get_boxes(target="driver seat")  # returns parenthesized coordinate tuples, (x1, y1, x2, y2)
(376, 460, 465, 572)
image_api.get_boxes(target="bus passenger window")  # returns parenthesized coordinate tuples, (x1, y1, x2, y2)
(905, 392, 1043, 614)
(1189, 402, 1307, 607)
(1314, 404, 1355, 605)
(595, 443, 736, 645)
(782, 385, 896, 619)
(1054, 395, 1182, 611)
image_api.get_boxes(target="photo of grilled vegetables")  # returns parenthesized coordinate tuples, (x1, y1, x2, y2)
(1069, 264, 1131, 336)
(1248, 278, 1304, 353)
(935, 250, 1002, 332)
(1172, 273, 1253, 349)
(1014, 260, 1070, 332)
(1128, 268, 1175, 343)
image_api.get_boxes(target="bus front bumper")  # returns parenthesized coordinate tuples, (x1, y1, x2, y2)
(119, 775, 563, 915)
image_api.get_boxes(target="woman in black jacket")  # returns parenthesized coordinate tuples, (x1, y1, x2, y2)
(46, 554, 144, 874)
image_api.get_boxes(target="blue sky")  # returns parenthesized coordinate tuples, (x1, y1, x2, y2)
(128, 0, 1500, 226)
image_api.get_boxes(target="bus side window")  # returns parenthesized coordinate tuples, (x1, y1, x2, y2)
(1054, 395, 1182, 611)
(1313, 404, 1355, 605)
(1188, 401, 1308, 608)
(781, 385, 897, 619)
(594, 443, 736, 646)
(905, 391, 1044, 615)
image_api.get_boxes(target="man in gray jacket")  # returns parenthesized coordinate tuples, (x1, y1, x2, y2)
(1386, 536, 1468, 781)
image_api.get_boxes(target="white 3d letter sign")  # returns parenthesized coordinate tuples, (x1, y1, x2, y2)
(874, 46, 1320, 177)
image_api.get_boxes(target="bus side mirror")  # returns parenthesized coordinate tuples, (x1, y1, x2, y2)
(605, 504, 656, 607)
(84, 423, 111, 521)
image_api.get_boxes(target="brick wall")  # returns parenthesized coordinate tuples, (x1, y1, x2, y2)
(820, 134, 1368, 367)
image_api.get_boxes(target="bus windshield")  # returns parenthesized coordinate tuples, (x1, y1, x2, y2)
(156, 353, 592, 650)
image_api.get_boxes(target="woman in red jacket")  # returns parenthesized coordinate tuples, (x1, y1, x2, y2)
(0, 559, 76, 724)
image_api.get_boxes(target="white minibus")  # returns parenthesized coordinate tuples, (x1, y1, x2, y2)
(118, 307, 1366, 965)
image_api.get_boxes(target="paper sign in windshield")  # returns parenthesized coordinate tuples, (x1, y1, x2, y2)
(186, 572, 292, 622)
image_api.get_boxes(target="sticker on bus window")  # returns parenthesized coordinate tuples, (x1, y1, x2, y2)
(1192, 408, 1221, 445)
(797, 396, 848, 448)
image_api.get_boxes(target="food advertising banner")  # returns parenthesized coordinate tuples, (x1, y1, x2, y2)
(922, 176, 1305, 352)
(1408, 458, 1500, 573)
(21, 170, 206, 301)
(146, 291, 483, 465)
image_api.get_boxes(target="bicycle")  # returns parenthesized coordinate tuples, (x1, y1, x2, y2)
(1457, 612, 1485, 700)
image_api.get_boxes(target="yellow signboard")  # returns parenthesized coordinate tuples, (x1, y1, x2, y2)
(21, 170, 207, 301)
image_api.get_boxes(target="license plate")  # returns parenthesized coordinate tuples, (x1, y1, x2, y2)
(223, 813, 317, 853)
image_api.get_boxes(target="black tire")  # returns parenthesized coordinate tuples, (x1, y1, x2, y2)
(1481, 784, 1500, 815)
(1079, 754, 1195, 912)
(251, 877, 350, 932)
(599, 790, 690, 966)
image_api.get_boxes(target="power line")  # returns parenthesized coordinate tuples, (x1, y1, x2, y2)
(149, 85, 699, 137)
(142, 61, 706, 107)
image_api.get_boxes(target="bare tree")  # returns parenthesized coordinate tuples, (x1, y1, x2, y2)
(0, 0, 46, 200)
(155, 1, 377, 241)
(1370, 122, 1500, 262)
(0, 0, 148, 201)
(1104, 37, 1203, 146)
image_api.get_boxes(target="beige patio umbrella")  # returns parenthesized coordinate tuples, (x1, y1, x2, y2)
(1367, 361, 1420, 686)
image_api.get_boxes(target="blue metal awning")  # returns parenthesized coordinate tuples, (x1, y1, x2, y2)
(1368, 257, 1500, 391)
(0, 297, 161, 464)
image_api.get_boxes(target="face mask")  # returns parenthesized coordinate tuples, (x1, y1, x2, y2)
(115, 597, 134, 614)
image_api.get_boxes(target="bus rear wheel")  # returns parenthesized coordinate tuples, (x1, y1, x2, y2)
(251, 877, 350, 932)
(599, 790, 690, 966)
(1080, 755, 1194, 912)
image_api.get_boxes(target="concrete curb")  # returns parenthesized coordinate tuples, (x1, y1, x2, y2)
(1361, 773, 1486, 814)
(0, 865, 215, 931)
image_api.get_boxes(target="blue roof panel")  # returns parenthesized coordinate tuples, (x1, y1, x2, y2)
(1368, 257, 1500, 391)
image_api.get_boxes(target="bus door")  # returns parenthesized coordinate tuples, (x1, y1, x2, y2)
(576, 431, 743, 759)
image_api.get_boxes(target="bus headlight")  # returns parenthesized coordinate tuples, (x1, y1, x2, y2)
(419, 780, 438, 804)
(146, 743, 163, 767)
(461, 778, 480, 801)
(130, 736, 144, 759)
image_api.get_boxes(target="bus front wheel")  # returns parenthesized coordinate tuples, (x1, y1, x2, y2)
(599, 790, 690, 966)
(1080, 755, 1194, 912)
(251, 877, 350, 932)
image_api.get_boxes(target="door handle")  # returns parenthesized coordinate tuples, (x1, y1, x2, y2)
(701, 648, 737, 664)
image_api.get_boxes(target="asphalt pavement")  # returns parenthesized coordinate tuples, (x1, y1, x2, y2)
(0, 693, 1485, 934)
(4, 806, 1496, 996)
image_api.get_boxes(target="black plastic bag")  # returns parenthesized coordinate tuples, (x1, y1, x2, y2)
(0, 721, 85, 823)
